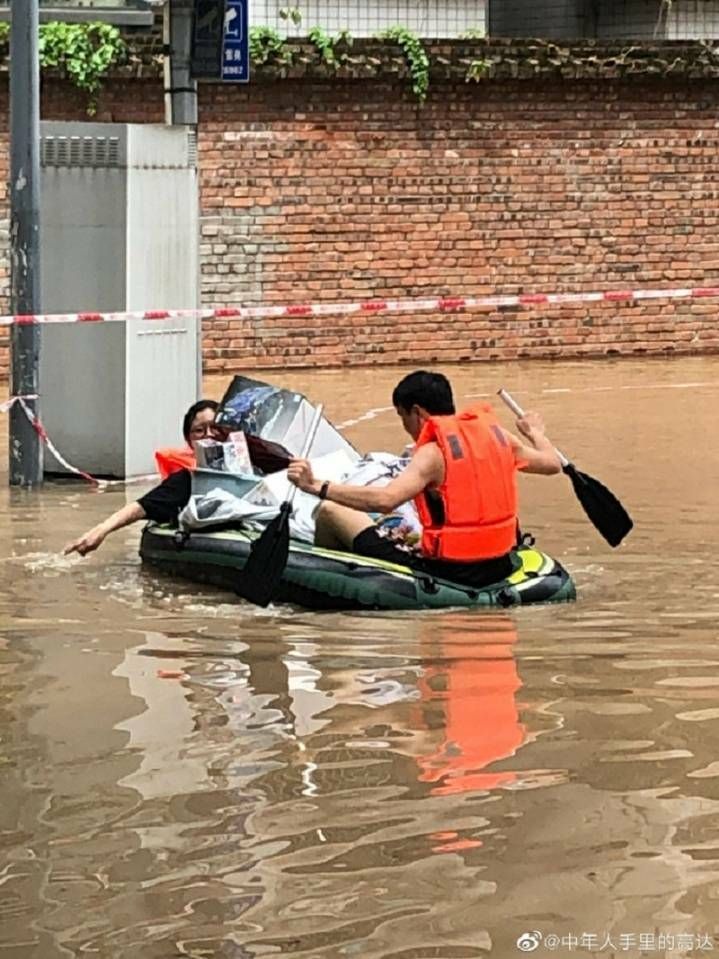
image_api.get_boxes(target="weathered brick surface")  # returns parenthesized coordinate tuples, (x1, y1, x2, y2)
(197, 76, 719, 370)
(2, 72, 719, 379)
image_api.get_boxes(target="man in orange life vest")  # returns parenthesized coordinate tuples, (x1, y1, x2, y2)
(63, 400, 221, 557)
(287, 371, 562, 589)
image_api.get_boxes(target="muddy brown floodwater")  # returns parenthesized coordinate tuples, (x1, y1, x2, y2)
(1, 356, 719, 959)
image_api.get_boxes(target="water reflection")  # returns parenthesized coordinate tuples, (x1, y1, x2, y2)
(89, 609, 573, 957)
(3, 356, 719, 956)
(414, 614, 525, 798)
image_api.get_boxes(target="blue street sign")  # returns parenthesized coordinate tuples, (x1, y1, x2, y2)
(222, 0, 249, 83)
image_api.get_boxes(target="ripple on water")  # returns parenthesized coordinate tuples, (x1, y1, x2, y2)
(3, 357, 719, 955)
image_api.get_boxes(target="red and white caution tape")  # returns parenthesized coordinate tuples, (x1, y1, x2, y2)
(4, 395, 98, 484)
(0, 394, 36, 415)
(0, 283, 718, 327)
(2, 395, 158, 487)
(2, 281, 716, 484)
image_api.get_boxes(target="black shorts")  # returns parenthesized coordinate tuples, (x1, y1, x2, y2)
(353, 527, 514, 591)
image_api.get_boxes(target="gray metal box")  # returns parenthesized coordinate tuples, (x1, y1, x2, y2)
(38, 122, 201, 478)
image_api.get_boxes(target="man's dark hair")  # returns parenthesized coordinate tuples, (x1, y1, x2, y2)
(392, 371, 455, 415)
(182, 399, 219, 442)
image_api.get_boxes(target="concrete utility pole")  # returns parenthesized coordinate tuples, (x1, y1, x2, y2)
(9, 0, 43, 487)
(164, 0, 198, 125)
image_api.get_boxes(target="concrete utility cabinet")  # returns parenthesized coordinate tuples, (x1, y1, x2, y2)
(39, 122, 201, 478)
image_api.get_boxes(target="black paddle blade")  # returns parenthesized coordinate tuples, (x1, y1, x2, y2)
(235, 502, 291, 607)
(563, 463, 633, 547)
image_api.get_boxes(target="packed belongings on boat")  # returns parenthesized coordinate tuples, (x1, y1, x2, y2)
(215, 374, 359, 462)
(182, 374, 420, 543)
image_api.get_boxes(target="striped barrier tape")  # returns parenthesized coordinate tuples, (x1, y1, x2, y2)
(2, 282, 715, 485)
(2, 395, 158, 487)
(3, 395, 98, 484)
(0, 283, 718, 327)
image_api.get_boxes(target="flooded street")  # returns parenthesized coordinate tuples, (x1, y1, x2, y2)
(2, 355, 719, 958)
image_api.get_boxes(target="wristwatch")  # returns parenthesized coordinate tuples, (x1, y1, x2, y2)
(319, 480, 330, 500)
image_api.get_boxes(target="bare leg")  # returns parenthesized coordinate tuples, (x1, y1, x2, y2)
(314, 501, 374, 550)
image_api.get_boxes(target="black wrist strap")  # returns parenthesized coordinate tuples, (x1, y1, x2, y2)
(319, 480, 330, 500)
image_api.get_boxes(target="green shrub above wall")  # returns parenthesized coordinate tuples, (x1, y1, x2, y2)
(2, 26, 719, 113)
(238, 33, 719, 102)
(0, 21, 127, 114)
(249, 25, 448, 102)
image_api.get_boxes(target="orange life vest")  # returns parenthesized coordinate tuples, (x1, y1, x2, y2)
(155, 446, 196, 480)
(413, 403, 519, 561)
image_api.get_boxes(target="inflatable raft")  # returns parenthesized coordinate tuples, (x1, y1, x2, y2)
(140, 523, 576, 611)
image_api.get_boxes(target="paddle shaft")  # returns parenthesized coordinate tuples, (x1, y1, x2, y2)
(497, 389, 569, 468)
(284, 403, 325, 506)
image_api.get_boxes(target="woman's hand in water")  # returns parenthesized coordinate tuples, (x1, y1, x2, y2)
(62, 502, 145, 557)
(63, 526, 106, 557)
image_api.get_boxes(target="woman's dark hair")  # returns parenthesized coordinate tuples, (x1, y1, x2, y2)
(391, 371, 455, 415)
(182, 399, 219, 442)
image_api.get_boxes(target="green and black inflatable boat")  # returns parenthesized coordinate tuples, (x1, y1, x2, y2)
(140, 523, 576, 611)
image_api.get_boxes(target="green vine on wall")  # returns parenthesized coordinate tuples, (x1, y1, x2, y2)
(307, 27, 353, 68)
(248, 26, 294, 67)
(0, 21, 126, 114)
(248, 13, 428, 101)
(0, 15, 481, 107)
(466, 58, 490, 82)
(250, 24, 354, 73)
(379, 27, 430, 103)
(279, 6, 303, 26)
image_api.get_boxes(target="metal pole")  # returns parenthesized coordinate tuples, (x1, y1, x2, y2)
(168, 0, 198, 125)
(9, 0, 43, 487)
(167, 0, 201, 395)
(163, 2, 173, 124)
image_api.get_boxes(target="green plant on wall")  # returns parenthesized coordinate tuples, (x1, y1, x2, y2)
(278, 6, 303, 26)
(249, 26, 294, 67)
(307, 26, 336, 65)
(307, 27, 353, 68)
(0, 15, 490, 109)
(40, 23, 126, 114)
(466, 58, 490, 82)
(379, 26, 430, 103)
(0, 21, 126, 114)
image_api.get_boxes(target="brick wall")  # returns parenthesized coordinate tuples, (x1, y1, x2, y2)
(197, 75, 719, 369)
(2, 69, 719, 379)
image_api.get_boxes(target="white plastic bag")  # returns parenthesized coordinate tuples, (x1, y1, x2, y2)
(178, 487, 276, 532)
